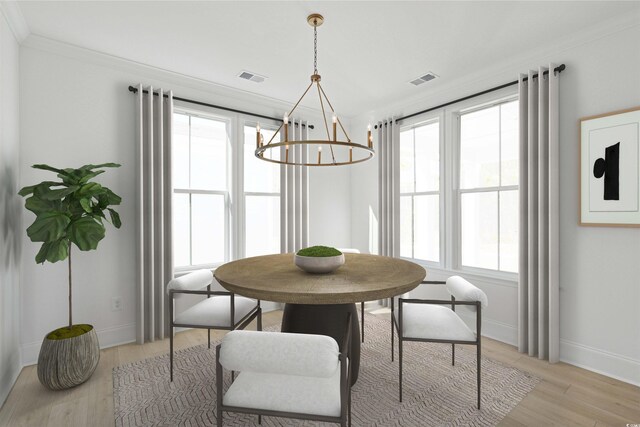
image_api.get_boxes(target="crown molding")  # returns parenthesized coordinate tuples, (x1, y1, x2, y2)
(356, 12, 640, 122)
(0, 1, 29, 42)
(21, 33, 326, 121)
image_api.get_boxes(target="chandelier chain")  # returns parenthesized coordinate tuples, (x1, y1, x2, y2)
(313, 23, 318, 74)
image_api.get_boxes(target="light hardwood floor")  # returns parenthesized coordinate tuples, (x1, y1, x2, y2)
(1, 308, 638, 427)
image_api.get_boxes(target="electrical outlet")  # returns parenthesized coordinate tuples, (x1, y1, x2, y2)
(111, 296, 123, 312)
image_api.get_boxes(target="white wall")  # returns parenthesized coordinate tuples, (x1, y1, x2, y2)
(18, 36, 351, 364)
(0, 9, 22, 406)
(350, 20, 640, 385)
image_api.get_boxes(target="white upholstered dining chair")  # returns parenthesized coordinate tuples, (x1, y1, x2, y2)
(216, 314, 353, 426)
(391, 276, 488, 409)
(166, 269, 262, 381)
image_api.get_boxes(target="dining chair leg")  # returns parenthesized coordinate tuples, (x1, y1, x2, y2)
(208, 329, 211, 349)
(216, 409, 222, 427)
(477, 343, 481, 409)
(170, 325, 174, 382)
(360, 301, 365, 343)
(390, 299, 395, 362)
(348, 385, 352, 427)
(231, 371, 235, 382)
(258, 415, 261, 424)
(399, 338, 403, 402)
(257, 308, 263, 331)
(452, 343, 455, 366)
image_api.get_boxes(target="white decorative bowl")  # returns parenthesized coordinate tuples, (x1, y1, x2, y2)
(294, 253, 345, 274)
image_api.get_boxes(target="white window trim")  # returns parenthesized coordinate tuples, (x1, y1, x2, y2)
(172, 102, 282, 273)
(398, 87, 519, 285)
(239, 119, 282, 259)
(399, 113, 444, 269)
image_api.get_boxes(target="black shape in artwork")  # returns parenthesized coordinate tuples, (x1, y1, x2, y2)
(593, 142, 620, 200)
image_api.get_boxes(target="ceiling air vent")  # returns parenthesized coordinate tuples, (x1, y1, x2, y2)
(409, 72, 438, 86)
(238, 70, 267, 83)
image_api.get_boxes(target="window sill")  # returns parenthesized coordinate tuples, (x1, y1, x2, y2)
(174, 263, 224, 277)
(404, 259, 518, 288)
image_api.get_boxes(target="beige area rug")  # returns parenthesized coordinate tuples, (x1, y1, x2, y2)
(113, 313, 539, 426)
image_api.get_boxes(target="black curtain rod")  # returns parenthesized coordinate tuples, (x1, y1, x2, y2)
(128, 86, 315, 129)
(375, 64, 566, 128)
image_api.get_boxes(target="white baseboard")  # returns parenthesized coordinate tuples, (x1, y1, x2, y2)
(21, 322, 137, 366)
(0, 351, 22, 409)
(458, 312, 518, 346)
(560, 339, 640, 387)
(21, 305, 283, 366)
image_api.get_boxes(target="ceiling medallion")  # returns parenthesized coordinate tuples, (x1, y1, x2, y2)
(255, 13, 374, 166)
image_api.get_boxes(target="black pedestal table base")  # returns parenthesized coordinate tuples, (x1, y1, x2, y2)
(281, 303, 361, 385)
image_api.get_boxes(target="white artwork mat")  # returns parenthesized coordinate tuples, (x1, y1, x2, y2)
(588, 123, 638, 212)
(581, 109, 640, 225)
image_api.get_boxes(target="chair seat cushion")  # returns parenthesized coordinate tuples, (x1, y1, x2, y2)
(402, 303, 476, 342)
(174, 296, 256, 327)
(223, 366, 342, 417)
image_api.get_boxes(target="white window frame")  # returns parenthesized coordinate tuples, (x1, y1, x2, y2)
(173, 106, 233, 273)
(172, 102, 283, 273)
(238, 119, 282, 259)
(397, 87, 519, 285)
(453, 97, 519, 278)
(398, 113, 445, 268)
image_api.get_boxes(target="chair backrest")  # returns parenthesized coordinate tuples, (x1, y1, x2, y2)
(166, 269, 213, 295)
(446, 276, 488, 310)
(220, 330, 340, 378)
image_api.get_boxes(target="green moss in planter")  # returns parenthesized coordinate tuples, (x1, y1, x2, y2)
(46, 324, 93, 340)
(297, 246, 342, 257)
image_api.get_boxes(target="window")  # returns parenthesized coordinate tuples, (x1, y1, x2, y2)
(243, 125, 281, 257)
(458, 100, 519, 273)
(172, 112, 230, 268)
(397, 94, 519, 279)
(399, 120, 440, 263)
(171, 109, 282, 270)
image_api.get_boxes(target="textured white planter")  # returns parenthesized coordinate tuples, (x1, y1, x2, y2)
(294, 253, 345, 274)
(37, 325, 100, 390)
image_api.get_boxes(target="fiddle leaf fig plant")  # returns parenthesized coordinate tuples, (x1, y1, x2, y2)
(19, 163, 122, 330)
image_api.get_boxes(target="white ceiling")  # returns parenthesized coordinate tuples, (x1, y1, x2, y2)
(16, 1, 640, 117)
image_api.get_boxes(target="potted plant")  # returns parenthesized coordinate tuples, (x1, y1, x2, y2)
(19, 163, 122, 390)
(294, 245, 345, 274)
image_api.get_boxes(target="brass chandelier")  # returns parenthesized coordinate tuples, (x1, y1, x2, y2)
(255, 13, 375, 166)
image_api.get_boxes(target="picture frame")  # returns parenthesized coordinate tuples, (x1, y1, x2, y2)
(580, 106, 640, 227)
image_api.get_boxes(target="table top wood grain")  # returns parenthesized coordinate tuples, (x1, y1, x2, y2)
(214, 253, 427, 304)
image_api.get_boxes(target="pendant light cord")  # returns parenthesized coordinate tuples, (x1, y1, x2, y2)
(314, 22, 318, 74)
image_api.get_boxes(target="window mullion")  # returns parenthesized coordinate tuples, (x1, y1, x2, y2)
(411, 194, 415, 260)
(498, 105, 502, 271)
(188, 193, 193, 267)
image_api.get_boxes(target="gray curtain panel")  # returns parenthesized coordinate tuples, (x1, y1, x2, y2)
(136, 85, 174, 343)
(377, 119, 400, 306)
(517, 66, 560, 362)
(377, 119, 400, 258)
(281, 118, 309, 253)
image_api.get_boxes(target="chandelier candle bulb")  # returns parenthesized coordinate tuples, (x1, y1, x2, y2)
(283, 114, 289, 142)
(332, 114, 337, 141)
(256, 123, 261, 149)
(318, 146, 322, 164)
(349, 146, 353, 163)
(367, 125, 372, 149)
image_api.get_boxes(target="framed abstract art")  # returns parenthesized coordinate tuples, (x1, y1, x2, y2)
(580, 106, 640, 227)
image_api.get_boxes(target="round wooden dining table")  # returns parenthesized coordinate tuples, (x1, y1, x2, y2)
(214, 253, 426, 384)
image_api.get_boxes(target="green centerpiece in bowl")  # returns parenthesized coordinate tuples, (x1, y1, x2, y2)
(294, 245, 345, 274)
